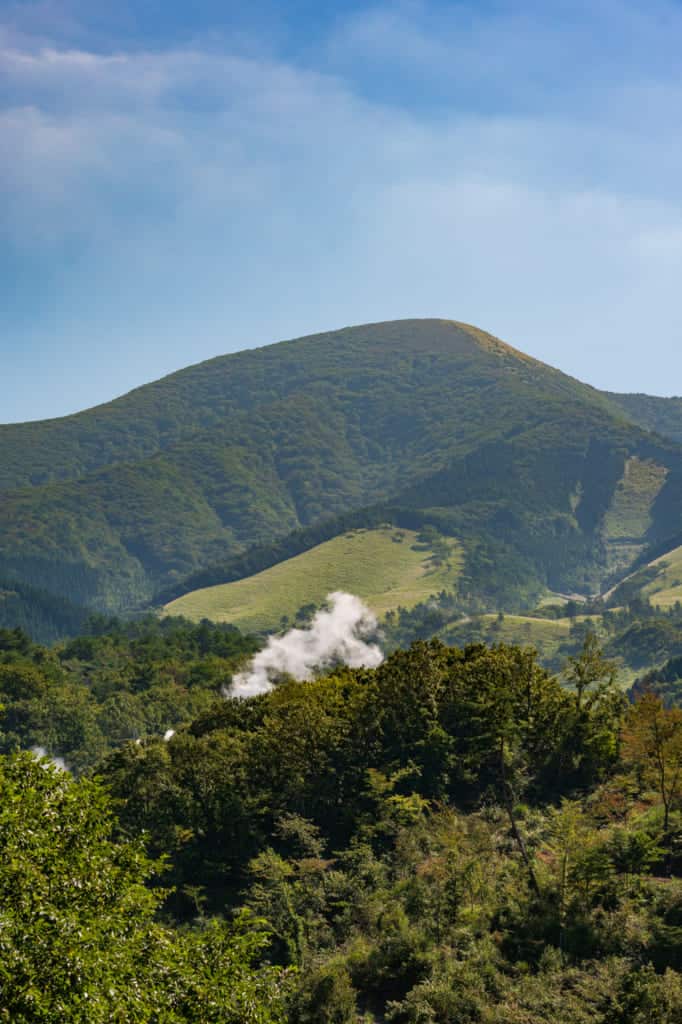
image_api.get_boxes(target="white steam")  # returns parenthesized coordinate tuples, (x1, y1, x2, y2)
(230, 591, 383, 698)
(31, 746, 68, 772)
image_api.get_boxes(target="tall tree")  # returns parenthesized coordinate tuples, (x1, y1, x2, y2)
(622, 692, 682, 869)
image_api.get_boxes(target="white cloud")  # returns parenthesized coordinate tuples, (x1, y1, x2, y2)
(3, 1, 682, 415)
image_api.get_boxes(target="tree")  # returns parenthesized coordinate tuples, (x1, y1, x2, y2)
(622, 692, 682, 868)
(545, 799, 611, 954)
(0, 751, 289, 1023)
(291, 962, 357, 1024)
(559, 636, 625, 789)
(565, 632, 616, 709)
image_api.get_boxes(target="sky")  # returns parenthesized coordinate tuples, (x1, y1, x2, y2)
(3, 0, 682, 422)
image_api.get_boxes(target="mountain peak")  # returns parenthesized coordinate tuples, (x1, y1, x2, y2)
(2, 317, 682, 616)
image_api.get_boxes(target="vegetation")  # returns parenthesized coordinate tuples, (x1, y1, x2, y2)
(0, 576, 89, 643)
(10, 620, 682, 1019)
(608, 391, 682, 445)
(601, 455, 669, 578)
(164, 527, 462, 633)
(0, 616, 260, 771)
(380, 585, 682, 685)
(4, 319, 682, 616)
(441, 612, 588, 668)
(635, 546, 682, 609)
(0, 753, 290, 1023)
(11, 322, 682, 1017)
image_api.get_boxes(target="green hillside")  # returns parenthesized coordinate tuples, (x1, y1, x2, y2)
(164, 526, 463, 632)
(440, 611, 602, 674)
(444, 611, 574, 650)
(608, 391, 682, 444)
(3, 318, 682, 615)
(602, 543, 682, 611)
(437, 603, 682, 689)
(1, 319, 601, 495)
(637, 545, 682, 608)
(601, 455, 669, 576)
(0, 578, 89, 644)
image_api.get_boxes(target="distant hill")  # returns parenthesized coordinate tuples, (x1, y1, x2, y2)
(3, 318, 682, 615)
(164, 526, 462, 632)
(604, 543, 682, 611)
(607, 392, 682, 444)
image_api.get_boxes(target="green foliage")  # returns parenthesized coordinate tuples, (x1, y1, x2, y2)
(608, 391, 682, 446)
(0, 753, 290, 1022)
(0, 616, 260, 770)
(290, 961, 357, 1024)
(0, 577, 89, 643)
(104, 639, 626, 919)
(9, 622, 682, 1019)
(632, 654, 682, 706)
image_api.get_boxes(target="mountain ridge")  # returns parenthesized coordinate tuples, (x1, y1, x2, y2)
(3, 318, 682, 616)
(0, 319, 625, 493)
(606, 391, 682, 445)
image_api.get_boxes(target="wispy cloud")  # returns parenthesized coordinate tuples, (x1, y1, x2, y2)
(330, 0, 682, 107)
(3, 0, 682, 420)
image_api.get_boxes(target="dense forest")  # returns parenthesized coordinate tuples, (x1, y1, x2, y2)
(6, 615, 682, 1020)
(0, 577, 90, 642)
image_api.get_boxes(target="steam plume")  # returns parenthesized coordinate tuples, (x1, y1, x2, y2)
(230, 591, 383, 698)
(31, 746, 68, 772)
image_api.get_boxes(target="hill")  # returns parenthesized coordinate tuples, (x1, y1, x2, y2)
(636, 545, 682, 609)
(4, 318, 682, 615)
(608, 392, 682, 444)
(164, 525, 462, 632)
(605, 543, 682, 610)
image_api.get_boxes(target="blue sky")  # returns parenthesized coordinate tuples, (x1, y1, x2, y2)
(3, 0, 682, 421)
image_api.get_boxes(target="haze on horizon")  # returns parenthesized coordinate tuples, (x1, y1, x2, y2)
(3, 0, 682, 423)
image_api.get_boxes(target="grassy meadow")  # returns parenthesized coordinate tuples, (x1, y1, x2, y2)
(641, 544, 682, 608)
(442, 612, 587, 660)
(164, 526, 463, 632)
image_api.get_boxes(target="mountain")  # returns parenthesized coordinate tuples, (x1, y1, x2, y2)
(3, 318, 682, 615)
(606, 392, 682, 445)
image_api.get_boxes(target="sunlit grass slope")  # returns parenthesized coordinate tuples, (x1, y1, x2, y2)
(442, 613, 574, 658)
(602, 456, 669, 577)
(641, 545, 682, 608)
(602, 457, 668, 541)
(440, 611, 612, 675)
(164, 526, 462, 632)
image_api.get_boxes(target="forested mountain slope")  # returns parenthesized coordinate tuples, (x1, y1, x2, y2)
(3, 318, 682, 614)
(0, 320, 609, 493)
(607, 392, 682, 444)
(0, 578, 89, 643)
